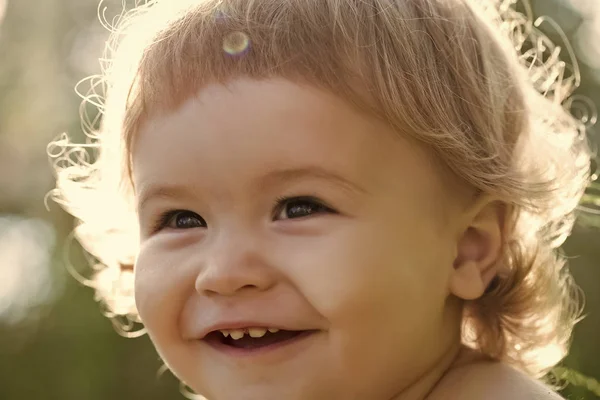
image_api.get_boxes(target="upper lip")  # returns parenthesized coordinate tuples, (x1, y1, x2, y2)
(199, 321, 306, 340)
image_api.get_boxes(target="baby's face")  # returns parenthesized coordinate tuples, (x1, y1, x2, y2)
(132, 78, 462, 400)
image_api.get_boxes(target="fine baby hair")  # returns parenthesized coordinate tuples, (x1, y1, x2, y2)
(48, 0, 594, 395)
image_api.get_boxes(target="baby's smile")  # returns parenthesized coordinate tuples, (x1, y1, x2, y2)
(203, 327, 318, 354)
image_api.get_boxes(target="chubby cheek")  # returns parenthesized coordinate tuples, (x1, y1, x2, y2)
(283, 224, 444, 318)
(134, 244, 194, 352)
(274, 216, 451, 367)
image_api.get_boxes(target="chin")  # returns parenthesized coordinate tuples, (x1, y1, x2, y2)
(192, 385, 316, 400)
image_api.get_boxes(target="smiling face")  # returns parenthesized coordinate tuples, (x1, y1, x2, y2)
(132, 78, 466, 400)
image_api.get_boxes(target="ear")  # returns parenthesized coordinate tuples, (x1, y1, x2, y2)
(450, 196, 506, 300)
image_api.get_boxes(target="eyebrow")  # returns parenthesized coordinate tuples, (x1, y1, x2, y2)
(136, 184, 194, 213)
(136, 166, 366, 211)
(259, 166, 367, 195)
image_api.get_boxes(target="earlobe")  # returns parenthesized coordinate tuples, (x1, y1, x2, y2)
(450, 261, 487, 300)
(450, 197, 505, 300)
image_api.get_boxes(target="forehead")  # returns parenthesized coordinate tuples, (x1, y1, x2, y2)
(131, 78, 444, 200)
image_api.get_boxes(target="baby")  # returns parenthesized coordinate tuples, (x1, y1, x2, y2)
(49, 0, 593, 399)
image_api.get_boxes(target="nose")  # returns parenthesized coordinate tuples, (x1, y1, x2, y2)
(194, 230, 276, 297)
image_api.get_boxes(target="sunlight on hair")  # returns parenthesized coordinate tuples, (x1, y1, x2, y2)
(534, 343, 565, 371)
(0, 216, 60, 326)
(223, 31, 251, 56)
(94, 267, 137, 317)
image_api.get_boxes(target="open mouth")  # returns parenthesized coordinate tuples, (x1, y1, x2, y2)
(204, 328, 314, 350)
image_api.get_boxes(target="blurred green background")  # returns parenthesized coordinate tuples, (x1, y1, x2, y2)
(0, 0, 598, 399)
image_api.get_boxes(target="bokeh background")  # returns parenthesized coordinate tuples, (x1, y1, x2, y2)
(0, 0, 598, 399)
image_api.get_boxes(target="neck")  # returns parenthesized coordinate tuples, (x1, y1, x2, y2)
(387, 341, 464, 400)
(387, 296, 479, 400)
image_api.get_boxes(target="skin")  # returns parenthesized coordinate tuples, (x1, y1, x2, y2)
(131, 78, 560, 400)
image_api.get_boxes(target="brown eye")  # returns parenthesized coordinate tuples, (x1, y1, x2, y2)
(274, 197, 334, 220)
(154, 210, 206, 232)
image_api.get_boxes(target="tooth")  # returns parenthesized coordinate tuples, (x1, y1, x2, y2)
(268, 328, 280, 333)
(248, 327, 267, 338)
(220, 330, 230, 337)
(229, 329, 245, 340)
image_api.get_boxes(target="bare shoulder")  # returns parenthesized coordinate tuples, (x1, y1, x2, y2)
(429, 360, 564, 400)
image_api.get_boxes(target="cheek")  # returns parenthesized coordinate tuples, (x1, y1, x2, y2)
(278, 230, 424, 318)
(273, 217, 454, 380)
(134, 245, 193, 337)
(275, 219, 449, 324)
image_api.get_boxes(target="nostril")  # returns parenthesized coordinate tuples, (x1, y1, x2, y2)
(201, 283, 261, 297)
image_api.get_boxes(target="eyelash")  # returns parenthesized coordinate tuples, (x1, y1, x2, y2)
(152, 209, 204, 233)
(272, 196, 335, 220)
(151, 196, 336, 233)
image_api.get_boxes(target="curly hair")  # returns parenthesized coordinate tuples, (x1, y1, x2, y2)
(48, 0, 594, 377)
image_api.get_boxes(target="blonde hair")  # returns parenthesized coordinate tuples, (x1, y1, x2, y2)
(48, 0, 594, 378)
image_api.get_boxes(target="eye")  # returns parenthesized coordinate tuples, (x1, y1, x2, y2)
(153, 210, 206, 232)
(274, 196, 335, 220)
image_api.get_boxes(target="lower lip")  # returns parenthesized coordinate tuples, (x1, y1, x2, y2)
(203, 330, 318, 358)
